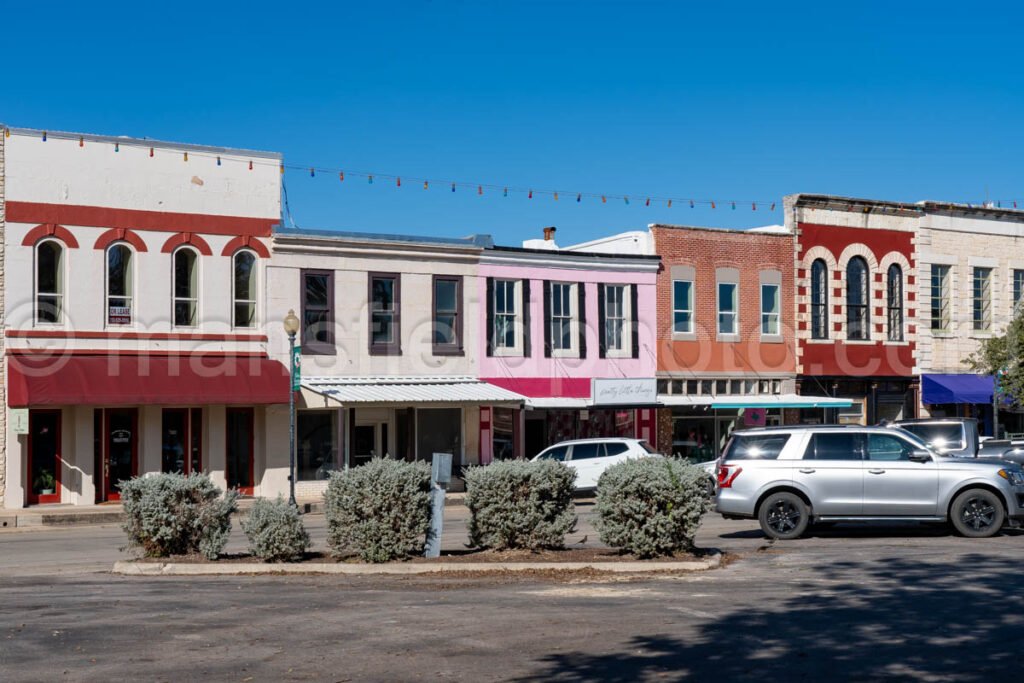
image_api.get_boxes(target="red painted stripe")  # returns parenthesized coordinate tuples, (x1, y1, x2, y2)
(160, 232, 214, 256)
(6, 329, 268, 342)
(7, 201, 277, 237)
(21, 224, 81, 248)
(221, 234, 271, 258)
(7, 349, 269, 358)
(483, 376, 591, 399)
(94, 227, 148, 252)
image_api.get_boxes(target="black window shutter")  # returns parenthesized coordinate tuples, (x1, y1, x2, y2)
(521, 279, 532, 357)
(485, 277, 494, 357)
(597, 283, 607, 359)
(630, 283, 640, 359)
(577, 282, 587, 359)
(542, 280, 552, 358)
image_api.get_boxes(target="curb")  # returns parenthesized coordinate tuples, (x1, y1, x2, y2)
(112, 554, 721, 576)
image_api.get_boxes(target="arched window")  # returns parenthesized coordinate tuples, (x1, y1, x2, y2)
(107, 244, 134, 325)
(810, 259, 828, 339)
(887, 264, 903, 341)
(233, 250, 256, 328)
(846, 256, 870, 340)
(173, 248, 199, 327)
(36, 240, 64, 323)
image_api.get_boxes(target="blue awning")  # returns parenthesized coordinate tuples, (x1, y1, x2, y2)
(921, 374, 993, 405)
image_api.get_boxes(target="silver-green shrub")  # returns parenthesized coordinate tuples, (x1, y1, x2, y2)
(241, 497, 311, 562)
(120, 473, 238, 560)
(464, 460, 577, 551)
(594, 457, 711, 558)
(324, 458, 432, 563)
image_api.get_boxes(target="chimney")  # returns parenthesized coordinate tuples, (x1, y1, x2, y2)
(543, 226, 557, 241)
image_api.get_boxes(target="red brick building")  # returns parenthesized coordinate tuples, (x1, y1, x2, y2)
(787, 194, 919, 424)
(651, 224, 822, 459)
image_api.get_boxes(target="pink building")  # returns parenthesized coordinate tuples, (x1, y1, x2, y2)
(477, 234, 660, 460)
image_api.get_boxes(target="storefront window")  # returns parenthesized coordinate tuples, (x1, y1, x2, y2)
(298, 411, 337, 480)
(416, 408, 461, 467)
(492, 407, 516, 461)
(161, 409, 188, 474)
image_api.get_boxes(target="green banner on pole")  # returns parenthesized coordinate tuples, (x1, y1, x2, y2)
(291, 346, 301, 391)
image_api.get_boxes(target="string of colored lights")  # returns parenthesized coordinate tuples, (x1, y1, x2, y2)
(8, 127, 1022, 210)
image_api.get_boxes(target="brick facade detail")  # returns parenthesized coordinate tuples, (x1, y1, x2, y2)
(650, 225, 796, 376)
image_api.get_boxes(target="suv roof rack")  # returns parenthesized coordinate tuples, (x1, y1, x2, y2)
(891, 417, 977, 425)
(734, 423, 864, 432)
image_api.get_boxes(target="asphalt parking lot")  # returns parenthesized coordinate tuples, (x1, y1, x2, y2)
(2, 508, 1022, 681)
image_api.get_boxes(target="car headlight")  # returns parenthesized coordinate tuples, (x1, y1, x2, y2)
(997, 468, 1024, 486)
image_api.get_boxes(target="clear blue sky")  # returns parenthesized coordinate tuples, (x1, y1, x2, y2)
(3, 1, 1022, 246)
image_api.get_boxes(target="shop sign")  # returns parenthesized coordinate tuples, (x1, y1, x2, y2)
(112, 429, 131, 444)
(592, 378, 657, 406)
(109, 306, 131, 325)
(11, 409, 29, 435)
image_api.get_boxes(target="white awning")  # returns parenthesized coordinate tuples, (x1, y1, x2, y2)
(524, 397, 592, 410)
(659, 393, 854, 409)
(301, 376, 526, 407)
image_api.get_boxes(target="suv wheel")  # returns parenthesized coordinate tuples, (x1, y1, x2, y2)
(950, 489, 1005, 538)
(758, 492, 809, 540)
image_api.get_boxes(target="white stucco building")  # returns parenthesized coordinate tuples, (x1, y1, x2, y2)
(2, 127, 288, 508)
(265, 228, 524, 499)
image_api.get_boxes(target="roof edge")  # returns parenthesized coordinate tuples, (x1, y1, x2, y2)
(1, 125, 282, 160)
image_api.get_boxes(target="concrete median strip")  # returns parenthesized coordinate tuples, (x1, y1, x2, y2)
(112, 554, 721, 576)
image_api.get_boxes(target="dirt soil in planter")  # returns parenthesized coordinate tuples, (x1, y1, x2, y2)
(132, 547, 711, 565)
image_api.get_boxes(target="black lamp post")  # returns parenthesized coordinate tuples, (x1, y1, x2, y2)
(283, 309, 301, 507)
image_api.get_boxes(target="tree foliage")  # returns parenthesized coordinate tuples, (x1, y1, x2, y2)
(967, 308, 1024, 408)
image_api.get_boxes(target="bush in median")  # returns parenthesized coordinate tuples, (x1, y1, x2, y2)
(121, 472, 238, 560)
(323, 458, 433, 563)
(594, 457, 711, 559)
(464, 460, 577, 551)
(241, 497, 311, 562)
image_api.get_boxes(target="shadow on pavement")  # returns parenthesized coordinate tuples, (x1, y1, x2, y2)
(520, 553, 1022, 681)
(717, 522, 1024, 540)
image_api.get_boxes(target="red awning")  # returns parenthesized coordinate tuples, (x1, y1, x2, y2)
(8, 354, 290, 407)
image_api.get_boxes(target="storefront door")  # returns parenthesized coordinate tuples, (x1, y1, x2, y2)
(226, 408, 255, 495)
(104, 409, 138, 501)
(28, 410, 62, 505)
(161, 408, 203, 475)
(351, 423, 385, 467)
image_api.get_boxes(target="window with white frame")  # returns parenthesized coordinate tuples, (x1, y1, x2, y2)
(931, 264, 951, 330)
(717, 282, 738, 335)
(973, 267, 992, 331)
(233, 250, 257, 328)
(760, 283, 780, 336)
(810, 259, 829, 339)
(887, 264, 903, 341)
(1014, 269, 1024, 314)
(107, 243, 134, 326)
(846, 256, 870, 340)
(550, 282, 575, 353)
(604, 284, 629, 354)
(36, 240, 64, 324)
(494, 279, 519, 351)
(673, 280, 693, 333)
(173, 247, 199, 327)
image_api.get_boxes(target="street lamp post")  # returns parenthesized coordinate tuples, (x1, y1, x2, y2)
(283, 309, 301, 507)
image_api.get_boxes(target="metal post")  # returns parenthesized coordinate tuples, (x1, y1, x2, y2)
(288, 330, 297, 507)
(425, 453, 452, 558)
(993, 374, 1001, 440)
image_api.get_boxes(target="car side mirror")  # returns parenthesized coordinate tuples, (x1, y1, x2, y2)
(909, 450, 932, 463)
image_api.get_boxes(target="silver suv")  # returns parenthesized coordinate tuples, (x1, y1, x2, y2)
(715, 425, 1024, 540)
